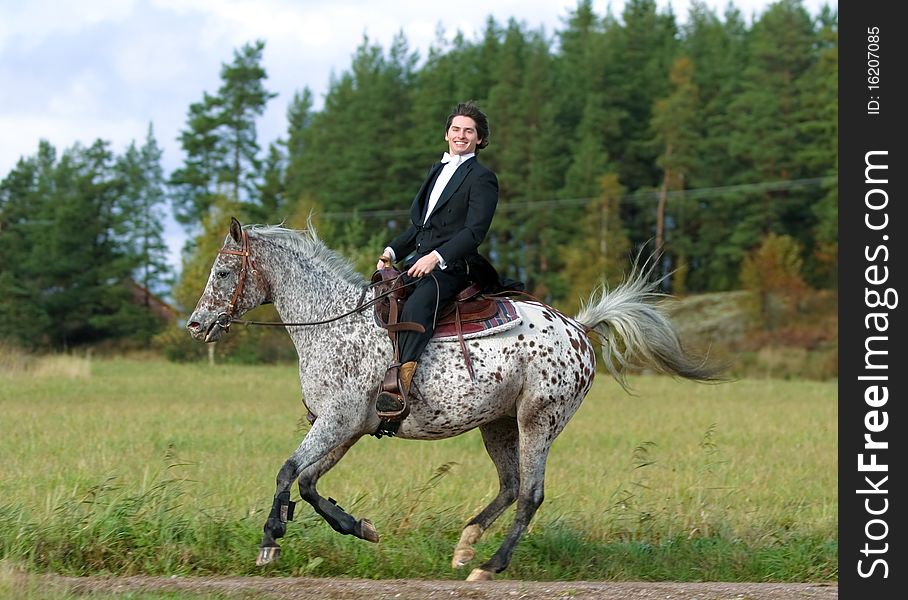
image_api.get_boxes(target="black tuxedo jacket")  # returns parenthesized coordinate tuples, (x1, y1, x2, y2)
(389, 156, 498, 269)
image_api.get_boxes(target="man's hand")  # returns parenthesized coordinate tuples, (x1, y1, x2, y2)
(407, 253, 439, 278)
(376, 254, 392, 270)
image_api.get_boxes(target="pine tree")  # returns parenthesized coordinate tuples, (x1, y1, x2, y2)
(256, 142, 286, 223)
(514, 31, 566, 297)
(468, 18, 503, 98)
(291, 72, 357, 216)
(678, 3, 751, 291)
(171, 40, 276, 227)
(721, 0, 819, 286)
(283, 32, 418, 247)
(170, 93, 224, 225)
(728, 0, 815, 183)
(50, 142, 136, 347)
(380, 32, 423, 209)
(485, 19, 529, 200)
(2, 138, 171, 349)
(519, 32, 561, 204)
(609, 0, 679, 191)
(559, 173, 631, 314)
(0, 150, 52, 347)
(483, 19, 528, 286)
(552, 0, 603, 147)
(649, 56, 700, 263)
(115, 124, 173, 302)
(284, 87, 315, 208)
(682, 1, 750, 188)
(218, 40, 278, 205)
(796, 6, 837, 287)
(562, 94, 616, 201)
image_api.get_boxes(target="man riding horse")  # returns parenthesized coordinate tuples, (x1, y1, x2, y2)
(374, 101, 499, 422)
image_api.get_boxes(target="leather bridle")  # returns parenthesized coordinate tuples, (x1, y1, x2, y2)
(214, 228, 257, 333)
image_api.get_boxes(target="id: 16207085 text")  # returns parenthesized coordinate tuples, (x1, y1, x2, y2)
(867, 27, 880, 115)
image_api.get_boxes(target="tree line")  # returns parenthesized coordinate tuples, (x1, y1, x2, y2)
(0, 0, 837, 351)
(0, 131, 171, 349)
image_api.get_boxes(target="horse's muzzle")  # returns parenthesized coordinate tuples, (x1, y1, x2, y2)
(186, 312, 229, 343)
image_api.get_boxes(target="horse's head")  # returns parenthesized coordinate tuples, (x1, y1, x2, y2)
(187, 217, 271, 343)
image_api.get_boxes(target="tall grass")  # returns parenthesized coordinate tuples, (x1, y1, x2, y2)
(0, 358, 836, 581)
(0, 343, 91, 379)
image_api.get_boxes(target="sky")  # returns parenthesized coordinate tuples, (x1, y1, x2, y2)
(0, 0, 834, 270)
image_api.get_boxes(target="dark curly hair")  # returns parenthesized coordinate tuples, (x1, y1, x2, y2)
(445, 101, 490, 152)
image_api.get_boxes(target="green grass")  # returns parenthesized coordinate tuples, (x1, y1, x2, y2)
(0, 358, 836, 581)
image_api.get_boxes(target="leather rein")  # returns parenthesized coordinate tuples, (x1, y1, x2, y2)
(213, 230, 417, 332)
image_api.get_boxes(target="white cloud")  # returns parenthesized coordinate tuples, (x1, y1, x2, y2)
(112, 29, 198, 86)
(46, 70, 109, 115)
(0, 0, 136, 52)
(0, 112, 148, 167)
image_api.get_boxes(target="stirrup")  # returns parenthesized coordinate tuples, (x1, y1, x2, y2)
(376, 363, 410, 421)
(376, 361, 416, 422)
(376, 389, 409, 421)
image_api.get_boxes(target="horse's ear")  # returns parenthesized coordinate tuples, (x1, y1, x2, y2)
(229, 217, 242, 243)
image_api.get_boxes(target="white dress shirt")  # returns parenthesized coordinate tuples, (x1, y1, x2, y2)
(423, 151, 473, 224)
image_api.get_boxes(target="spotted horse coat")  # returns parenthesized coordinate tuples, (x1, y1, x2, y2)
(187, 218, 719, 581)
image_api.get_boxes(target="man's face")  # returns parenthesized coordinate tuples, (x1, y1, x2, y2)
(445, 115, 481, 156)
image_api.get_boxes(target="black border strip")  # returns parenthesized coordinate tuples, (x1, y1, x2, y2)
(839, 2, 905, 597)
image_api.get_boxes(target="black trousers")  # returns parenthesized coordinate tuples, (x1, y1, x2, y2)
(397, 265, 470, 364)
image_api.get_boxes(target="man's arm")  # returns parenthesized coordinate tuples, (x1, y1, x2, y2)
(435, 169, 498, 264)
(387, 224, 417, 265)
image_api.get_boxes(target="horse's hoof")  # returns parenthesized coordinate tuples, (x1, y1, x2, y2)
(256, 546, 281, 566)
(466, 568, 494, 581)
(358, 518, 380, 543)
(452, 547, 475, 568)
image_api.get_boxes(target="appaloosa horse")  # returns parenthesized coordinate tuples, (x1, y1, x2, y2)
(187, 218, 716, 581)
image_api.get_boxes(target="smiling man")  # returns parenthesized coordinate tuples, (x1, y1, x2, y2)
(374, 101, 499, 423)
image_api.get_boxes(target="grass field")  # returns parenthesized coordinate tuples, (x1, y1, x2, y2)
(0, 357, 836, 582)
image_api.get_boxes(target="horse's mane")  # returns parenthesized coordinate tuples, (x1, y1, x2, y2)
(245, 223, 367, 287)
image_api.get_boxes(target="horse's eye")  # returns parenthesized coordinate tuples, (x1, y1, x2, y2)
(217, 270, 230, 279)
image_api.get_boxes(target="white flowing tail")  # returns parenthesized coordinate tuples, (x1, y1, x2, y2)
(575, 267, 720, 390)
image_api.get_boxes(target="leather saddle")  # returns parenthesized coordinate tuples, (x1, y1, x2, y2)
(370, 267, 498, 379)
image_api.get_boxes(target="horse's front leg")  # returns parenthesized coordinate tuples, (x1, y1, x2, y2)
(297, 437, 379, 543)
(256, 418, 357, 566)
(256, 457, 297, 566)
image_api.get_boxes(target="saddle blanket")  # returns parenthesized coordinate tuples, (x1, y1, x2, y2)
(432, 298, 522, 342)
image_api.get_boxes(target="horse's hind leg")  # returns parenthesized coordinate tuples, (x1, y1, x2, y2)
(297, 437, 379, 543)
(466, 416, 558, 581)
(452, 417, 519, 569)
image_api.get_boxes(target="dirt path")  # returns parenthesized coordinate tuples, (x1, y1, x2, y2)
(34, 575, 837, 599)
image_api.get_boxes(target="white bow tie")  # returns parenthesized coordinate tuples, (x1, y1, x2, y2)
(441, 152, 459, 164)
